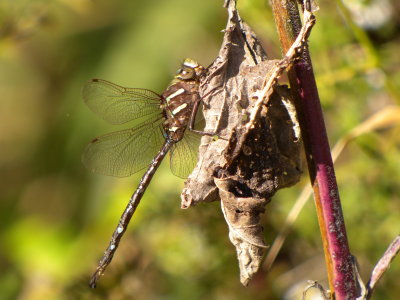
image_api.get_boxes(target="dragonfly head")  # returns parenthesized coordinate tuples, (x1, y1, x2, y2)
(175, 58, 204, 82)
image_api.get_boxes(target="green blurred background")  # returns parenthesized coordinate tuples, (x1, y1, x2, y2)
(0, 0, 399, 299)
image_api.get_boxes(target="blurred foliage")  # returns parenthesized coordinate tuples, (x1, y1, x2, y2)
(0, 0, 399, 299)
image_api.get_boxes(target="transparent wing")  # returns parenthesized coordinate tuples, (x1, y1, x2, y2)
(82, 117, 166, 177)
(170, 130, 201, 178)
(82, 79, 162, 125)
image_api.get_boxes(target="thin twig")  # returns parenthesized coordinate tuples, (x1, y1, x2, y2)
(366, 235, 400, 299)
(302, 280, 330, 300)
(228, 5, 315, 164)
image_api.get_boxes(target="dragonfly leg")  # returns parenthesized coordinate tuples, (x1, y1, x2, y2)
(188, 88, 224, 138)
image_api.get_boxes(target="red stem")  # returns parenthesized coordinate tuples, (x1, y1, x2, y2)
(270, 1, 358, 299)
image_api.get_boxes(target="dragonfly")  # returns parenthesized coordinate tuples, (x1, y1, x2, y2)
(82, 59, 210, 288)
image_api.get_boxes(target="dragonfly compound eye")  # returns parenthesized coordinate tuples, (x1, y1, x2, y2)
(176, 67, 195, 81)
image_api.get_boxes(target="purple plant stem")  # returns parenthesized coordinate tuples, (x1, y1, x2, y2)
(270, 1, 358, 299)
(294, 63, 356, 299)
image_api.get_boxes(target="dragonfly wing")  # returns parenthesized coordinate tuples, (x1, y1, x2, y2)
(170, 130, 201, 178)
(82, 118, 166, 177)
(82, 79, 162, 125)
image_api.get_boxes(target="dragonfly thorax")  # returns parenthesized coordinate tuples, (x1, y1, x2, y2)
(161, 59, 203, 142)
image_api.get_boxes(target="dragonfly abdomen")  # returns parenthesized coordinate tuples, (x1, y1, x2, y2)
(89, 139, 173, 288)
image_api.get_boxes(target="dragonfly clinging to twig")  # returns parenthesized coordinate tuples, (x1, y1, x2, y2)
(82, 59, 209, 288)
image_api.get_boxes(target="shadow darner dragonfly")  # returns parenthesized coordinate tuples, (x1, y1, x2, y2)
(82, 59, 207, 288)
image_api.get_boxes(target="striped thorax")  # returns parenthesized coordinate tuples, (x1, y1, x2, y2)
(161, 59, 204, 142)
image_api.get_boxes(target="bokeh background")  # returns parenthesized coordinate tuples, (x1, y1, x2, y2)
(1, 0, 399, 299)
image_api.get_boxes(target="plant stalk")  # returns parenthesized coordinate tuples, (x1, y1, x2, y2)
(270, 1, 358, 299)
